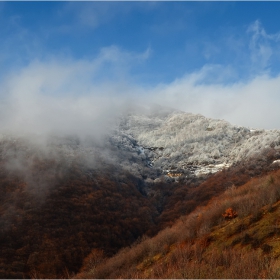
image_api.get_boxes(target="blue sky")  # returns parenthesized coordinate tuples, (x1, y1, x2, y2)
(2, 1, 280, 84)
(1, 1, 280, 134)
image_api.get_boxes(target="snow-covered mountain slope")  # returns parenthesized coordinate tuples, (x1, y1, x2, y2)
(111, 108, 280, 181)
(1, 107, 280, 185)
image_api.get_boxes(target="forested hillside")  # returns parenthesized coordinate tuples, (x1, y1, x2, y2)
(0, 137, 159, 278)
(117, 109, 280, 175)
(77, 168, 280, 279)
(1, 109, 280, 278)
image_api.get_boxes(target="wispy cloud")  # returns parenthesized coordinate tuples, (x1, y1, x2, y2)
(247, 20, 280, 73)
(59, 2, 120, 29)
(57, 2, 153, 31)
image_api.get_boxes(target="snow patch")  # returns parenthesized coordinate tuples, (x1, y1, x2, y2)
(194, 162, 231, 177)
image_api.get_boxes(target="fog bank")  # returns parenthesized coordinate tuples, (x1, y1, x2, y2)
(1, 57, 280, 144)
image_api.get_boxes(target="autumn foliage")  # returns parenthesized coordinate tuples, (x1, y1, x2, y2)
(0, 159, 159, 278)
(222, 208, 238, 220)
(1, 143, 280, 278)
(77, 168, 280, 279)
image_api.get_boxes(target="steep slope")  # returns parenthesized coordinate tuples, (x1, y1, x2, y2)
(76, 169, 280, 279)
(1, 107, 280, 278)
(116, 108, 280, 181)
(0, 136, 160, 278)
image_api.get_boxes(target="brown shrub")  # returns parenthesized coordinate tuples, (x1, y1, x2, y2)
(222, 208, 238, 220)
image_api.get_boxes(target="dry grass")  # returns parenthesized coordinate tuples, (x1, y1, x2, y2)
(76, 169, 280, 279)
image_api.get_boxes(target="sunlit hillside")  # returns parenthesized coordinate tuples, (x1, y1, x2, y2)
(76, 169, 280, 279)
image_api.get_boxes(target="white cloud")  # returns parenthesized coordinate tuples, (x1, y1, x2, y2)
(2, 18, 280, 139)
(0, 46, 150, 139)
(149, 66, 280, 129)
(247, 20, 280, 72)
(2, 50, 280, 141)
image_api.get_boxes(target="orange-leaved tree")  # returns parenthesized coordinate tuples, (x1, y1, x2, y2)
(222, 208, 237, 220)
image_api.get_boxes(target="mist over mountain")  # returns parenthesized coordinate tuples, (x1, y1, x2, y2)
(1, 104, 280, 206)
(2, 2, 280, 278)
(1, 105, 280, 278)
(2, 103, 280, 188)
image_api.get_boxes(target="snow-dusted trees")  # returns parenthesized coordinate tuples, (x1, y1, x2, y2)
(115, 109, 280, 178)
